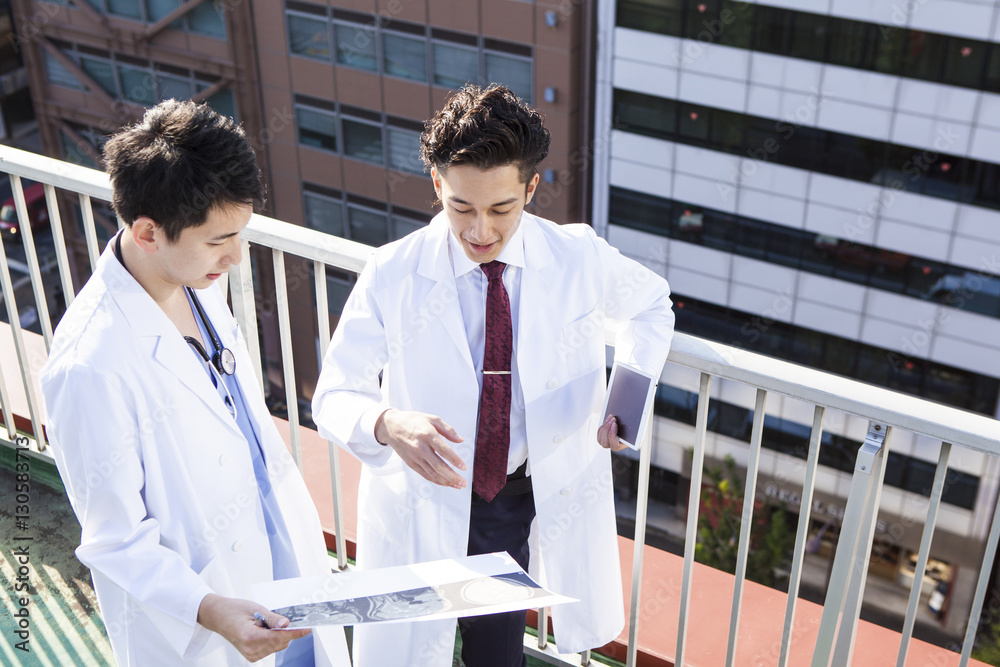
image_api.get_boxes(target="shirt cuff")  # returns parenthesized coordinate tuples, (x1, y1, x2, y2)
(358, 406, 388, 449)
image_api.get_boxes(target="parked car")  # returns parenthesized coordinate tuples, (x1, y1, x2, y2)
(0, 181, 48, 237)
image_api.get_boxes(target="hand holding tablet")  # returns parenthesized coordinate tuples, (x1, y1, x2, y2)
(600, 361, 658, 450)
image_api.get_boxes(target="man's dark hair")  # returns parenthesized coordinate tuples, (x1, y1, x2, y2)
(102, 99, 265, 242)
(419, 84, 550, 184)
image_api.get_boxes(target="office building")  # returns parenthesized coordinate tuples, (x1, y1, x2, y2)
(593, 0, 1000, 637)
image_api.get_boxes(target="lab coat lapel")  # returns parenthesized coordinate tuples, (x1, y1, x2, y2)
(417, 216, 474, 372)
(99, 251, 244, 439)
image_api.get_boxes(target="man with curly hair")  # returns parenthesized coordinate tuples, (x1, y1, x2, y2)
(314, 85, 674, 666)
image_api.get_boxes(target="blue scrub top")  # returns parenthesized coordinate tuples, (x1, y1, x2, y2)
(187, 291, 315, 666)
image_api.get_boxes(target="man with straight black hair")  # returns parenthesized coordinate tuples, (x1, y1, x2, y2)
(42, 100, 348, 666)
(313, 84, 675, 666)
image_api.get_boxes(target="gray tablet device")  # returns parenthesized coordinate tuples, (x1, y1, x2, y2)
(601, 361, 658, 450)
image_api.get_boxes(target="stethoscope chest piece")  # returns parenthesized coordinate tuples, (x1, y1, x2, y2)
(218, 347, 236, 376)
(185, 286, 237, 377)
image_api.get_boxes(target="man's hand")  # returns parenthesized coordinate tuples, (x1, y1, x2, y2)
(197, 594, 311, 663)
(597, 415, 629, 452)
(375, 409, 467, 488)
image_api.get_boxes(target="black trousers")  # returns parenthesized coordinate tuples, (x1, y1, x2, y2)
(459, 489, 536, 667)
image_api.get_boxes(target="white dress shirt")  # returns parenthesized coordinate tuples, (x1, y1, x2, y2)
(448, 221, 528, 475)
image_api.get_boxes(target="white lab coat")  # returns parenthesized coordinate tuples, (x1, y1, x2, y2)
(313, 212, 674, 666)
(41, 242, 349, 666)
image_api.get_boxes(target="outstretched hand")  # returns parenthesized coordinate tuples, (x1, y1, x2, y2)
(597, 414, 629, 452)
(197, 594, 311, 663)
(375, 409, 467, 488)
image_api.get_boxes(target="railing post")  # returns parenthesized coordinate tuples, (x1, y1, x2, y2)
(626, 413, 654, 667)
(676, 372, 712, 667)
(314, 260, 348, 571)
(228, 239, 263, 394)
(812, 422, 891, 667)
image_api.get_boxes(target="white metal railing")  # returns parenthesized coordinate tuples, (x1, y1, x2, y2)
(2, 144, 1000, 666)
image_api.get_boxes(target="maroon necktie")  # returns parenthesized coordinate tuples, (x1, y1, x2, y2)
(473, 260, 512, 502)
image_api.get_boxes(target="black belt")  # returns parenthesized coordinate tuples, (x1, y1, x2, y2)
(472, 460, 532, 502)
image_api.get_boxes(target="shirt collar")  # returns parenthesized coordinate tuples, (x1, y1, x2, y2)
(448, 214, 527, 278)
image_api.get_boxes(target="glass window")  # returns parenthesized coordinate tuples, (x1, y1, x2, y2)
(943, 38, 986, 89)
(612, 89, 676, 140)
(60, 130, 98, 168)
(942, 471, 978, 510)
(788, 11, 828, 62)
(146, 0, 180, 22)
(108, 0, 142, 20)
(204, 88, 237, 120)
(326, 271, 355, 314)
(158, 73, 193, 101)
(826, 19, 871, 69)
(119, 65, 156, 105)
(717, 1, 752, 50)
(610, 185, 1000, 331)
(433, 42, 478, 88)
(903, 458, 937, 496)
(616, 0, 683, 36)
(146, 0, 185, 29)
(608, 186, 669, 235)
(391, 213, 427, 240)
(384, 33, 427, 82)
(80, 57, 117, 96)
(288, 14, 330, 61)
(44, 52, 85, 90)
(387, 127, 423, 173)
(343, 118, 383, 164)
(348, 206, 388, 246)
(753, 5, 791, 55)
(304, 193, 344, 237)
(901, 31, 945, 82)
(336, 22, 378, 71)
(485, 53, 532, 103)
(985, 44, 1000, 93)
(297, 107, 337, 152)
(188, 0, 226, 38)
(678, 103, 710, 142)
(684, 0, 720, 40)
(871, 22, 905, 76)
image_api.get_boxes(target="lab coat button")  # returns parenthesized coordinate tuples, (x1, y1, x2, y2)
(560, 488, 571, 496)
(553, 435, 563, 444)
(546, 379, 558, 390)
(218, 454, 228, 467)
(232, 540, 244, 552)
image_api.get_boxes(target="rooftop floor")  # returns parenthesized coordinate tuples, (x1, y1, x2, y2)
(0, 453, 590, 667)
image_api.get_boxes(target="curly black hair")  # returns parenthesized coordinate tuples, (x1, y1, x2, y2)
(419, 84, 550, 183)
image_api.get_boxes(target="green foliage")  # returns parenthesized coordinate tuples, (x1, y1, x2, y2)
(972, 619, 1000, 665)
(695, 456, 796, 588)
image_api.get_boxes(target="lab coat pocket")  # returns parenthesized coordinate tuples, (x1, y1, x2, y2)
(556, 307, 606, 386)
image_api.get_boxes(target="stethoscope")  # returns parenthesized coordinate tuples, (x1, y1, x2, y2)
(184, 287, 239, 420)
(183, 287, 237, 378)
(114, 231, 239, 416)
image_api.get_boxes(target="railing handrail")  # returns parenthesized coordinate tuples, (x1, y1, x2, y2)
(1, 143, 997, 458)
(666, 332, 1000, 455)
(0, 144, 111, 200)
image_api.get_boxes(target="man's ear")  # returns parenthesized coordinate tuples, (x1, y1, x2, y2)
(430, 167, 443, 200)
(130, 217, 160, 254)
(524, 172, 540, 206)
